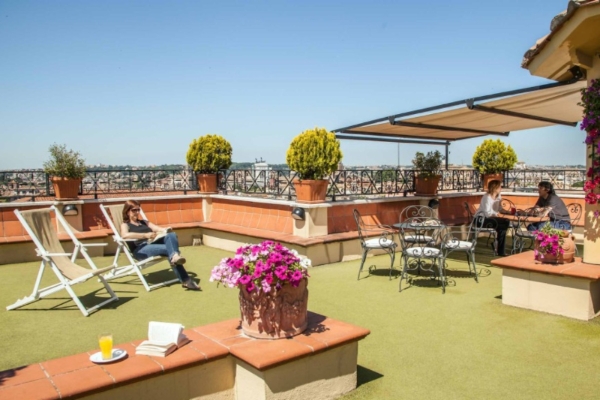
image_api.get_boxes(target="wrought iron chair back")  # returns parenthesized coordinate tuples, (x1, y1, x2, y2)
(400, 205, 434, 222)
(439, 213, 486, 283)
(565, 203, 582, 229)
(511, 207, 540, 254)
(398, 217, 447, 293)
(353, 209, 398, 280)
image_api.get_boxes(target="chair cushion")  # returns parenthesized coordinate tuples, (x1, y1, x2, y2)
(443, 240, 473, 250)
(404, 247, 440, 257)
(365, 238, 396, 249)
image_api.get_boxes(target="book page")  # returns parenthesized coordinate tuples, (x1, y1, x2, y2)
(148, 228, 172, 244)
(148, 321, 183, 344)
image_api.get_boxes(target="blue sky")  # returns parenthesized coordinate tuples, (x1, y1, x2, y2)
(0, 0, 585, 169)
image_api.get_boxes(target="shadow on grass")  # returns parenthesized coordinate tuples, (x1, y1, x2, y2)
(362, 265, 401, 280)
(357, 364, 384, 387)
(9, 288, 136, 314)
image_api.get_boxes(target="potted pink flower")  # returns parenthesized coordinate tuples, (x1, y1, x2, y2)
(533, 223, 575, 264)
(210, 240, 310, 339)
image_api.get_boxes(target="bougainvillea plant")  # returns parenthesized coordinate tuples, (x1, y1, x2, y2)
(210, 240, 310, 293)
(579, 79, 600, 210)
(533, 223, 565, 261)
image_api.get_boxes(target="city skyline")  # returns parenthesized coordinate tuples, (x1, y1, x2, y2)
(0, 0, 585, 169)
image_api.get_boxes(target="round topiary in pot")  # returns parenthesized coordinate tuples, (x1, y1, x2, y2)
(472, 139, 517, 190)
(186, 134, 233, 193)
(43, 143, 87, 200)
(286, 127, 343, 203)
(412, 150, 444, 196)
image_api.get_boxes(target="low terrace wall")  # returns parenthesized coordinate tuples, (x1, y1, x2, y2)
(0, 192, 584, 266)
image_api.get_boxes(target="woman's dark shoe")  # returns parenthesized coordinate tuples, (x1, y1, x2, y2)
(182, 279, 201, 291)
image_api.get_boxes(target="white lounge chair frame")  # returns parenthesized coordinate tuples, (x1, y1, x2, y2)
(8, 206, 118, 317)
(100, 204, 179, 291)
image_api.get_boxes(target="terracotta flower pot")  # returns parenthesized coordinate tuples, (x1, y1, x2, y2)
(51, 177, 81, 200)
(196, 173, 218, 193)
(534, 231, 576, 264)
(293, 179, 328, 203)
(414, 175, 441, 196)
(238, 278, 308, 339)
(482, 173, 503, 191)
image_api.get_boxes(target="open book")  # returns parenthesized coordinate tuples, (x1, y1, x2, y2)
(148, 227, 172, 244)
(135, 321, 190, 357)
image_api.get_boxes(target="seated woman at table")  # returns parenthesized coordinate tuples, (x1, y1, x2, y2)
(476, 179, 511, 256)
(121, 200, 200, 290)
(526, 181, 571, 232)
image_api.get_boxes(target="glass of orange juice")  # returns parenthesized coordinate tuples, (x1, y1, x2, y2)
(98, 333, 113, 360)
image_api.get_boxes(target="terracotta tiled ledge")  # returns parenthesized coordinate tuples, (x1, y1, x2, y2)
(491, 252, 600, 280)
(0, 312, 370, 400)
(492, 252, 600, 320)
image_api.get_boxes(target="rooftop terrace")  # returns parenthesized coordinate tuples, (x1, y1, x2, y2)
(2, 245, 600, 399)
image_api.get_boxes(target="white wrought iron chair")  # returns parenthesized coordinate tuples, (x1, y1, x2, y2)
(399, 205, 436, 247)
(354, 209, 398, 280)
(7, 206, 118, 316)
(398, 217, 446, 294)
(100, 204, 179, 291)
(440, 215, 485, 283)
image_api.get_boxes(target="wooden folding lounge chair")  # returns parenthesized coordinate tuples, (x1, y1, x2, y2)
(7, 206, 118, 317)
(100, 204, 179, 291)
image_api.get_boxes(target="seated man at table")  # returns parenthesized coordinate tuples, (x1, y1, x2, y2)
(526, 181, 571, 232)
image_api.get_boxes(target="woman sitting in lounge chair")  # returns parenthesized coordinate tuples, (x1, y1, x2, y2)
(476, 179, 511, 257)
(121, 200, 200, 290)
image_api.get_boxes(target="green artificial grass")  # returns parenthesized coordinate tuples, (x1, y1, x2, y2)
(1, 245, 600, 399)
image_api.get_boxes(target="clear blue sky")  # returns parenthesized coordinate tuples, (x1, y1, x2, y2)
(0, 0, 585, 169)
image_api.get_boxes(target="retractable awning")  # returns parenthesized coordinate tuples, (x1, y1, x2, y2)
(334, 73, 585, 143)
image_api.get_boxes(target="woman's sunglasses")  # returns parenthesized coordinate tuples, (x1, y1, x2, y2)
(131, 208, 141, 213)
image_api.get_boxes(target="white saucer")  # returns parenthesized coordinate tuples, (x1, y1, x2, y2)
(89, 348, 127, 364)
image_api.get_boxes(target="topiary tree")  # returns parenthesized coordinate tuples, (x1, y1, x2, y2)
(412, 150, 444, 177)
(43, 143, 87, 179)
(186, 134, 233, 173)
(472, 139, 518, 175)
(286, 127, 343, 180)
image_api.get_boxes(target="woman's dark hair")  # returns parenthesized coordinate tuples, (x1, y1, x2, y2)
(122, 200, 141, 223)
(487, 180, 501, 195)
(538, 181, 554, 195)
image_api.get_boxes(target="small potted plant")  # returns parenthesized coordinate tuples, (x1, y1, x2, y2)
(472, 139, 517, 190)
(210, 240, 311, 339)
(533, 222, 576, 264)
(43, 143, 86, 200)
(186, 134, 232, 193)
(286, 127, 343, 203)
(412, 150, 444, 195)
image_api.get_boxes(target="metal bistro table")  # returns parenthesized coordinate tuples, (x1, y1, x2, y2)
(393, 219, 446, 282)
(501, 212, 549, 254)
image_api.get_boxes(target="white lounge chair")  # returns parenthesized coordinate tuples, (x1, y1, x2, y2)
(100, 204, 179, 291)
(8, 206, 118, 317)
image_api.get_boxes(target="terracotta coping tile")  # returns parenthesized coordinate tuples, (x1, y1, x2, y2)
(151, 344, 207, 372)
(192, 319, 243, 341)
(229, 338, 312, 370)
(99, 343, 162, 385)
(0, 364, 47, 387)
(226, 311, 370, 370)
(0, 377, 59, 400)
(50, 365, 114, 398)
(41, 351, 95, 376)
(184, 329, 230, 360)
(218, 335, 254, 349)
(492, 253, 600, 280)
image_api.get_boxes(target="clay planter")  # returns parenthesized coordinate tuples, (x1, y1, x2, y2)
(534, 231, 576, 264)
(239, 278, 308, 339)
(414, 175, 441, 196)
(293, 179, 328, 203)
(51, 177, 81, 200)
(196, 173, 218, 193)
(482, 173, 503, 191)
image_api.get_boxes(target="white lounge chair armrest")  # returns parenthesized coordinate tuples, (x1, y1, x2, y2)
(81, 243, 109, 247)
(44, 252, 73, 257)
